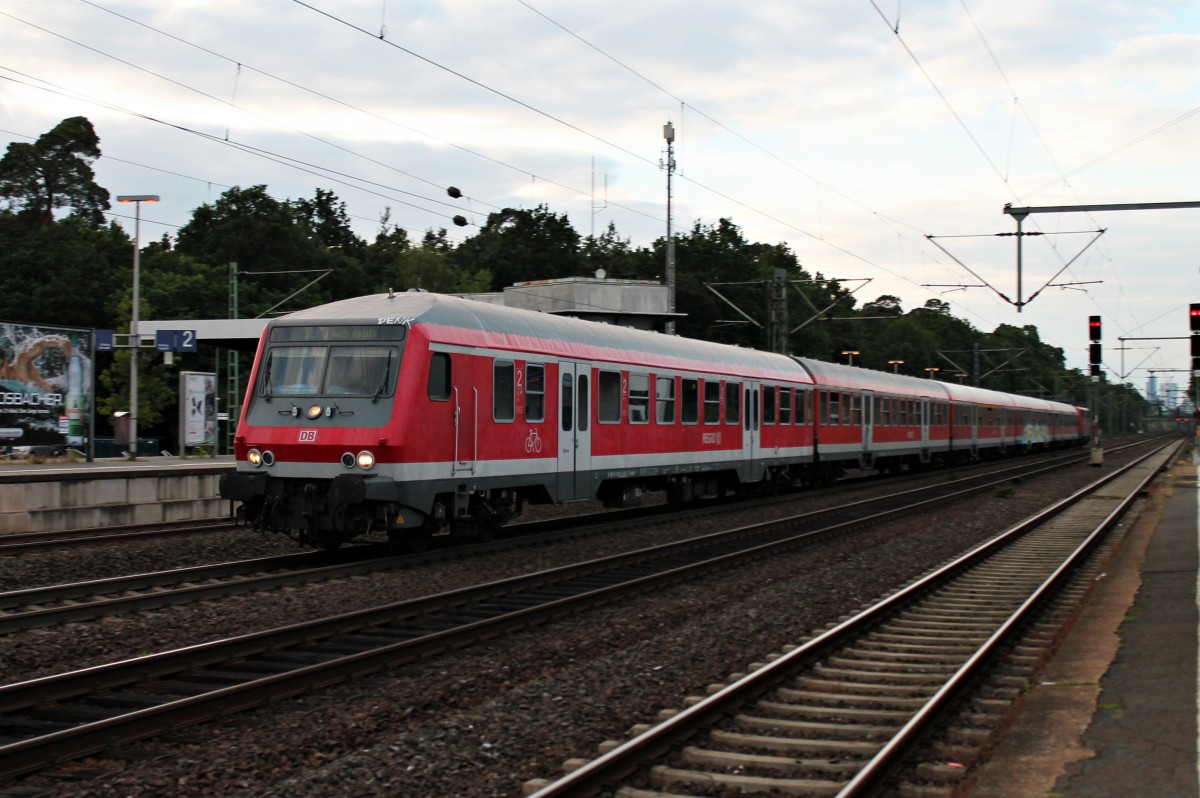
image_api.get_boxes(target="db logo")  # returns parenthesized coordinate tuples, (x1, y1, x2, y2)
(298, 429, 318, 442)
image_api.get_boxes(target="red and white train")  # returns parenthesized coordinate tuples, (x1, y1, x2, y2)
(219, 291, 1092, 550)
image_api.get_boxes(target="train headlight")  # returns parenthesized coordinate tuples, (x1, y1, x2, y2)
(248, 448, 262, 467)
(341, 452, 356, 468)
(357, 450, 376, 470)
(306, 404, 323, 419)
(261, 450, 276, 466)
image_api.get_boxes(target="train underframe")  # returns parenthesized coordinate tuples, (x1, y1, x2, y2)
(221, 436, 1083, 552)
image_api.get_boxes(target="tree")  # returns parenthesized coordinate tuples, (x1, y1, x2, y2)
(861, 295, 904, 317)
(176, 185, 340, 317)
(582, 222, 644, 280)
(0, 116, 110, 229)
(292, 188, 365, 258)
(0, 214, 131, 329)
(452, 204, 583, 291)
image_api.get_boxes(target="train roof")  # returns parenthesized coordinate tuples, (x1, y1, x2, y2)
(793, 358, 953, 399)
(941, 381, 1079, 414)
(795, 358, 1079, 413)
(275, 292, 814, 383)
(275, 293, 1086, 415)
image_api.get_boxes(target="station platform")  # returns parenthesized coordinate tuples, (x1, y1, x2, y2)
(0, 455, 234, 534)
(971, 442, 1198, 797)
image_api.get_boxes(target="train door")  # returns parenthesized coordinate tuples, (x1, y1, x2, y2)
(742, 382, 761, 480)
(861, 391, 874, 463)
(556, 360, 593, 500)
(920, 397, 931, 454)
(452, 382, 477, 475)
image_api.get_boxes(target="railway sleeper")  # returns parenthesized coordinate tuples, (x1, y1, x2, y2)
(838, 646, 970, 664)
(678, 745, 866, 776)
(755, 699, 913, 724)
(735, 713, 902, 739)
(822, 658, 966, 676)
(647, 763, 846, 797)
(775, 687, 928, 711)
(811, 666, 954, 685)
(791, 676, 938, 697)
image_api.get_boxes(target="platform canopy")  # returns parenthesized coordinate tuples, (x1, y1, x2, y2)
(136, 318, 267, 352)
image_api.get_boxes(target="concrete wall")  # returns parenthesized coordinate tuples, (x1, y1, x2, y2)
(0, 470, 231, 534)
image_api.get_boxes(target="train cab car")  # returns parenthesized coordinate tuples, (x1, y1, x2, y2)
(219, 291, 814, 550)
(218, 291, 1091, 552)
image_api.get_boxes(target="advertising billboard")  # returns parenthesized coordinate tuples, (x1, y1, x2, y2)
(180, 371, 217, 449)
(0, 322, 92, 450)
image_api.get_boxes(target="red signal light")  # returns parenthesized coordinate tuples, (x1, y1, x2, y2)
(1088, 315, 1101, 341)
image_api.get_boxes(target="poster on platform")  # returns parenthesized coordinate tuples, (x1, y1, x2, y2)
(0, 322, 92, 450)
(180, 371, 217, 448)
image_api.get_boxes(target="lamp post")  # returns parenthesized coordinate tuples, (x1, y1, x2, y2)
(841, 350, 860, 367)
(663, 121, 676, 335)
(925, 367, 941, 379)
(888, 359, 905, 373)
(116, 194, 159, 459)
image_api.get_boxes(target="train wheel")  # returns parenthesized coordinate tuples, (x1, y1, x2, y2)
(449, 519, 498, 543)
(389, 524, 434, 554)
(316, 532, 343, 552)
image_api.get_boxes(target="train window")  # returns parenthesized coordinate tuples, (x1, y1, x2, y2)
(779, 388, 792, 424)
(725, 382, 740, 425)
(762, 386, 776, 424)
(744, 387, 751, 431)
(877, 397, 888, 427)
(849, 393, 861, 425)
(629, 373, 649, 424)
(704, 381, 721, 424)
(561, 372, 573, 432)
(794, 389, 807, 425)
(656, 376, 675, 424)
(598, 370, 621, 423)
(427, 353, 451, 401)
(681, 378, 699, 424)
(260, 346, 326, 396)
(324, 346, 399, 397)
(493, 360, 515, 422)
(525, 364, 545, 422)
(828, 392, 841, 425)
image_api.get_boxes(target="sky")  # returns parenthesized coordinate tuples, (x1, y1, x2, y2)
(1, 0, 1198, 396)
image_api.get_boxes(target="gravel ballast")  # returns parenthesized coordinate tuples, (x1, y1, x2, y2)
(0, 451, 1152, 797)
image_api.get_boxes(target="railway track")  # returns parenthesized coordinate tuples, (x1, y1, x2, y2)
(0, 444, 1134, 635)
(0, 439, 1165, 782)
(523, 437, 1183, 798)
(0, 518, 236, 556)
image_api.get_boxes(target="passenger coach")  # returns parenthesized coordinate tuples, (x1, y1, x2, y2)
(219, 291, 1088, 551)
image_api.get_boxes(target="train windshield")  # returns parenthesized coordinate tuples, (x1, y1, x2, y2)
(259, 344, 402, 399)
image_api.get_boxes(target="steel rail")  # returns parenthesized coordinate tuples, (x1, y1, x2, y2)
(0, 444, 1122, 635)
(0, 519, 236, 555)
(524, 437, 1182, 798)
(0, 439, 1171, 781)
